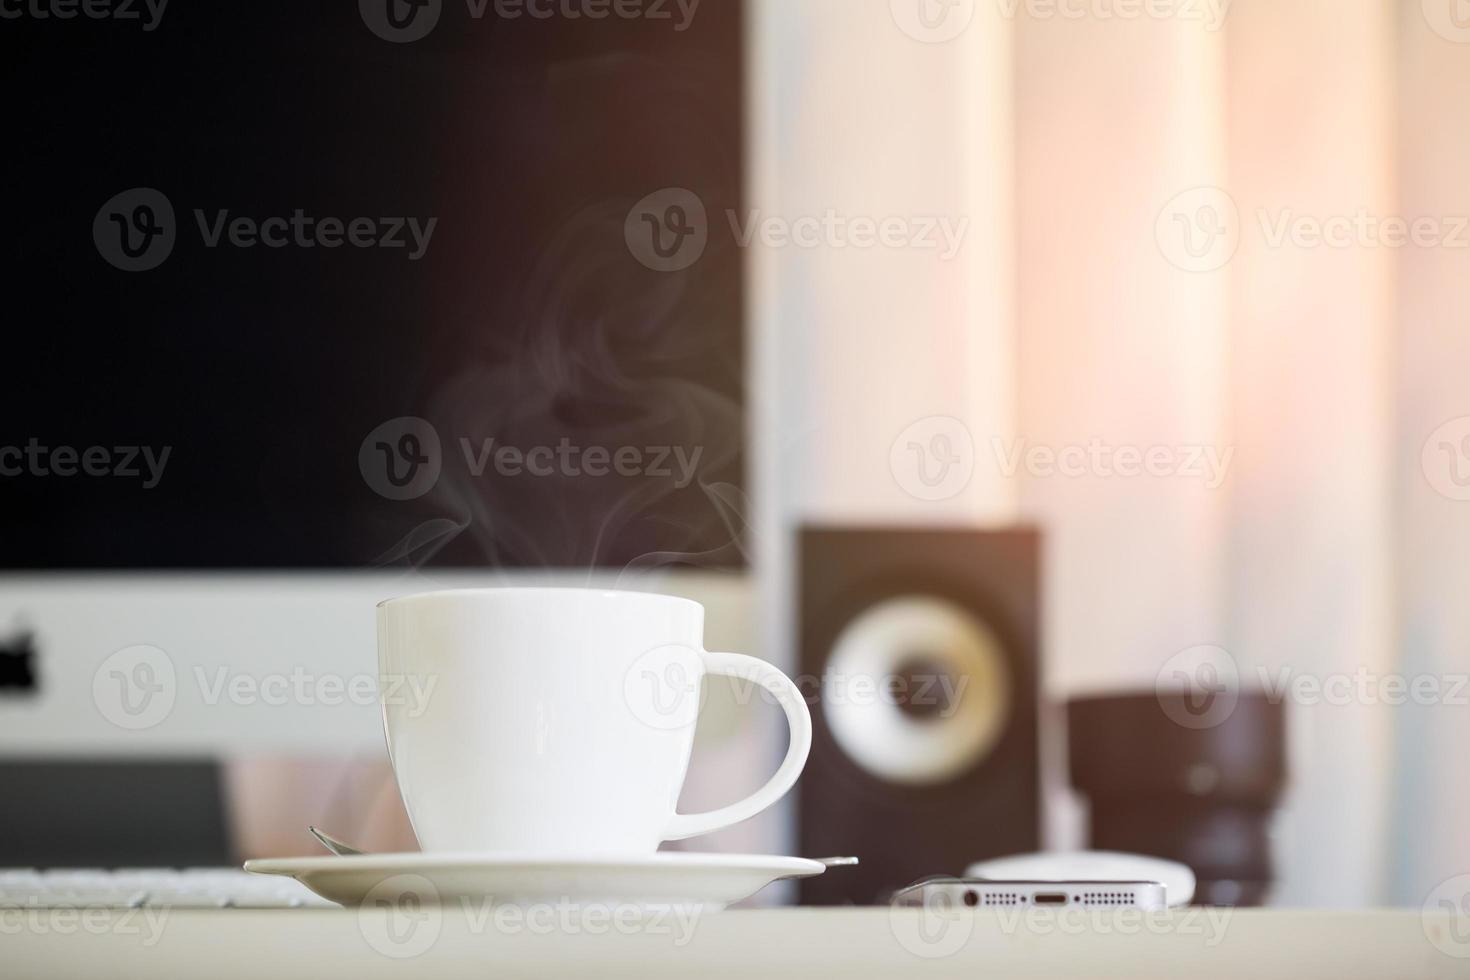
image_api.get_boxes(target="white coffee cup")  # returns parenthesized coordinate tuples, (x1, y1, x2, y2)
(377, 587, 812, 854)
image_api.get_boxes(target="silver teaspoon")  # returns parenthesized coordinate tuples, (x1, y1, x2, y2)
(307, 825, 365, 857)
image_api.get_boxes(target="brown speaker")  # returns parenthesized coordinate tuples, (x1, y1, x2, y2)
(797, 526, 1041, 904)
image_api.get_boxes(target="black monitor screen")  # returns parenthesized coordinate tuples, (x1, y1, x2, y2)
(0, 0, 744, 571)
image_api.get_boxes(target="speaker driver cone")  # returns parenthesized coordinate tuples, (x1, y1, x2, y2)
(823, 595, 1011, 786)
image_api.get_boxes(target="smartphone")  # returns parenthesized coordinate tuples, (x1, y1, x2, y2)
(890, 877, 1168, 911)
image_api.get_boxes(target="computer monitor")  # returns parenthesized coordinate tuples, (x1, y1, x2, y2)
(0, 2, 749, 761)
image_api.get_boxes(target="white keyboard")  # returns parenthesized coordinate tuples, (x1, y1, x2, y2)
(0, 868, 334, 909)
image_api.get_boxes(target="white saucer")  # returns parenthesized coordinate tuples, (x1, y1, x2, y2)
(244, 852, 825, 910)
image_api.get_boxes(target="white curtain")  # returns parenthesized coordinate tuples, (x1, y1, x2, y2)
(755, 0, 1465, 905)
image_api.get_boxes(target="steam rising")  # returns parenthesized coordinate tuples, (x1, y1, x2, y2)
(375, 200, 743, 574)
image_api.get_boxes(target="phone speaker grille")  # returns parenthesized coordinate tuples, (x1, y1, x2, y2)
(981, 893, 1023, 906)
(1078, 892, 1132, 906)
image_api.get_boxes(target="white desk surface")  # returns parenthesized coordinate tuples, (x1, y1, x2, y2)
(7, 907, 1465, 979)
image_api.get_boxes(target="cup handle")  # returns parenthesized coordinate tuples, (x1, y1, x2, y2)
(663, 650, 813, 841)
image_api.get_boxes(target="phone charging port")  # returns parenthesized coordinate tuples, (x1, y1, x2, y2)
(1034, 893, 1068, 906)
